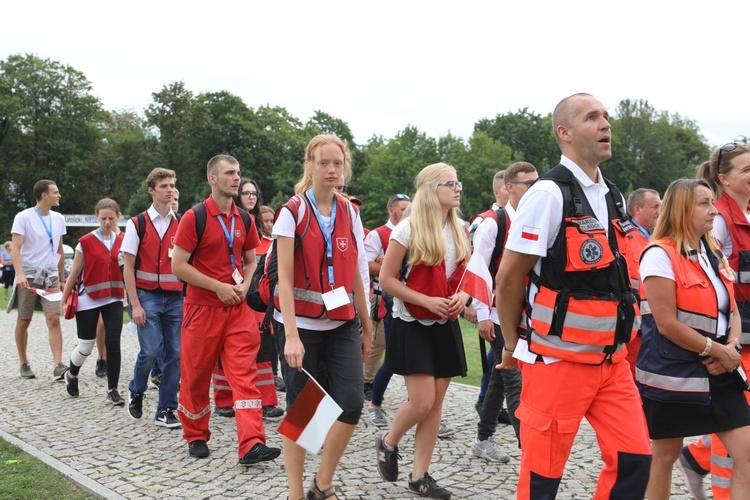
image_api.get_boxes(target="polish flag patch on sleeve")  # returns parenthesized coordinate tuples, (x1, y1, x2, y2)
(521, 225, 541, 241)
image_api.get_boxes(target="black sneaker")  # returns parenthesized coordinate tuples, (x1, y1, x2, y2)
(364, 382, 373, 401)
(215, 406, 235, 418)
(274, 375, 286, 392)
(188, 440, 210, 458)
(155, 409, 182, 429)
(376, 433, 400, 482)
(107, 389, 125, 406)
(408, 472, 451, 499)
(65, 372, 79, 398)
(262, 406, 284, 419)
(95, 359, 107, 378)
(238, 443, 281, 466)
(127, 390, 144, 419)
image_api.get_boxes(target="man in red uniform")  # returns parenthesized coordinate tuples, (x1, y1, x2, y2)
(171, 154, 280, 465)
(497, 93, 652, 499)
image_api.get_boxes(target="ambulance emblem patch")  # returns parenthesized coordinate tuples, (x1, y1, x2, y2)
(580, 238, 603, 265)
(336, 238, 348, 252)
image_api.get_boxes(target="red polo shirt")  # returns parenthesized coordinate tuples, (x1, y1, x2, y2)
(174, 196, 259, 307)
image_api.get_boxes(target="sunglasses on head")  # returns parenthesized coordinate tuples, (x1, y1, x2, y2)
(717, 142, 741, 170)
(388, 193, 410, 207)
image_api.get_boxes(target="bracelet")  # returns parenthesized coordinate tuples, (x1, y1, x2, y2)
(465, 296, 473, 307)
(699, 337, 712, 357)
(504, 346, 515, 353)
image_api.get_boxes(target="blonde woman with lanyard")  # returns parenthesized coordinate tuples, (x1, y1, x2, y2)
(377, 163, 471, 500)
(61, 198, 126, 404)
(273, 134, 372, 500)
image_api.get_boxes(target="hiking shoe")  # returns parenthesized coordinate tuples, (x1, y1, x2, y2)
(408, 472, 451, 499)
(472, 436, 510, 463)
(376, 433, 400, 482)
(678, 447, 707, 500)
(95, 359, 107, 378)
(127, 390, 144, 419)
(274, 375, 286, 391)
(262, 406, 284, 419)
(149, 373, 161, 389)
(498, 408, 511, 425)
(65, 372, 79, 398)
(239, 443, 281, 466)
(368, 405, 390, 428)
(188, 440, 210, 458)
(364, 382, 373, 401)
(437, 420, 455, 439)
(20, 363, 36, 379)
(53, 363, 68, 381)
(107, 389, 125, 406)
(155, 409, 182, 429)
(215, 406, 235, 418)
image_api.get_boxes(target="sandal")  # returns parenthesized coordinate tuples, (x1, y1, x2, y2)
(306, 475, 339, 500)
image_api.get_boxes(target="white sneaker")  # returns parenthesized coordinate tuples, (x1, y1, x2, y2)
(472, 436, 510, 463)
(437, 419, 455, 438)
(368, 405, 390, 428)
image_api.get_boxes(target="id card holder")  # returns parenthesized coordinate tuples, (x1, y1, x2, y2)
(322, 286, 351, 311)
(232, 268, 244, 285)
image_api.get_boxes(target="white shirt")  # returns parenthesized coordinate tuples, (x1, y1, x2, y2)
(272, 196, 369, 331)
(11, 207, 66, 278)
(390, 219, 459, 326)
(364, 220, 396, 291)
(505, 156, 624, 364)
(640, 242, 729, 337)
(121, 205, 177, 256)
(472, 203, 517, 324)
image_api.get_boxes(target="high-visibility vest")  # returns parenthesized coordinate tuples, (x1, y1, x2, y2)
(273, 193, 357, 321)
(79, 232, 125, 300)
(133, 213, 182, 292)
(614, 222, 651, 320)
(635, 237, 735, 405)
(526, 164, 640, 364)
(403, 259, 466, 321)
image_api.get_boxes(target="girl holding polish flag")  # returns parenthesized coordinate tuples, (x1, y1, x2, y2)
(376, 162, 471, 499)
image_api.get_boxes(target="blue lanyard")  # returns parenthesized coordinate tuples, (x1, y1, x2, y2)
(307, 189, 337, 286)
(34, 207, 54, 253)
(217, 214, 237, 269)
(97, 229, 113, 252)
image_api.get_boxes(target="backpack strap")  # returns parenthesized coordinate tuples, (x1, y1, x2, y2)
(488, 207, 508, 278)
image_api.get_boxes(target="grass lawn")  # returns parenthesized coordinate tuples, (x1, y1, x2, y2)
(0, 438, 98, 499)
(453, 317, 486, 388)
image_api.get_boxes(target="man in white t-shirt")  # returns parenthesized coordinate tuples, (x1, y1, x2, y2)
(10, 179, 67, 380)
(496, 93, 652, 499)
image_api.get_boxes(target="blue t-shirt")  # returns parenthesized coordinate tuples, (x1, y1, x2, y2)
(1, 252, 12, 271)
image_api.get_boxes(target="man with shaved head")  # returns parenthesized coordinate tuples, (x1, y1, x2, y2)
(496, 93, 652, 498)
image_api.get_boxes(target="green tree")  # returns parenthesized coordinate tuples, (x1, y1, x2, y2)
(0, 53, 105, 237)
(459, 131, 514, 218)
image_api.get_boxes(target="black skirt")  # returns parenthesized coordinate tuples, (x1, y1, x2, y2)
(642, 372, 750, 439)
(384, 316, 467, 378)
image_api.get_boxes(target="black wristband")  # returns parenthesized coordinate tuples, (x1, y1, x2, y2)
(504, 346, 515, 353)
(465, 296, 473, 307)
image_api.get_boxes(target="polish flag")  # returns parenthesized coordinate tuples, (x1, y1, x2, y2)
(521, 225, 540, 241)
(277, 369, 343, 454)
(457, 252, 493, 307)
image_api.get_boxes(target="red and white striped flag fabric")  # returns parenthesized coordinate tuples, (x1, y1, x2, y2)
(277, 369, 343, 454)
(458, 252, 493, 307)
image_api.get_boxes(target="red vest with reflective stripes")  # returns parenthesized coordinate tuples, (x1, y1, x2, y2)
(273, 193, 357, 321)
(133, 214, 182, 292)
(79, 232, 125, 300)
(527, 165, 640, 364)
(636, 238, 735, 405)
(404, 260, 466, 321)
(714, 193, 750, 302)
(372, 224, 393, 319)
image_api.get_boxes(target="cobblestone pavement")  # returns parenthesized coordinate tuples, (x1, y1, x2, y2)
(0, 309, 699, 499)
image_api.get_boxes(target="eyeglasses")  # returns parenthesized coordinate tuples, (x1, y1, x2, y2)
(437, 181, 462, 191)
(388, 193, 410, 207)
(716, 142, 740, 170)
(509, 180, 536, 187)
(241, 191, 259, 198)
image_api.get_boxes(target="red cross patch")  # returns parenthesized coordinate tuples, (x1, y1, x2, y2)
(336, 238, 348, 252)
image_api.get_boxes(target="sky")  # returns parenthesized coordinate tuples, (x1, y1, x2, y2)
(3, 1, 748, 148)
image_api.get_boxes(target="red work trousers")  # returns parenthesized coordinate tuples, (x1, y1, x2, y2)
(515, 358, 652, 499)
(212, 359, 277, 408)
(624, 334, 642, 381)
(178, 302, 265, 458)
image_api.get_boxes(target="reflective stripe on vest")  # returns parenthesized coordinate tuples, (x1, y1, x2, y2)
(630, 277, 640, 291)
(677, 309, 718, 335)
(529, 330, 626, 363)
(135, 270, 181, 283)
(640, 299, 650, 315)
(742, 332, 750, 345)
(274, 286, 354, 306)
(634, 367, 709, 393)
(85, 281, 125, 294)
